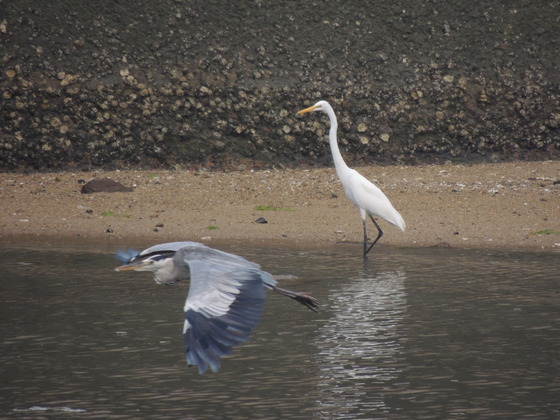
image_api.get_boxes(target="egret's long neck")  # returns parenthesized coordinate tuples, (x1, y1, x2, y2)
(325, 107, 349, 173)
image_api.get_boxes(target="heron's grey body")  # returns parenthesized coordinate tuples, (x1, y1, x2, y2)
(115, 241, 317, 373)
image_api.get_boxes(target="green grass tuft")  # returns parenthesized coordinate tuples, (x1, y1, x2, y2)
(532, 229, 560, 235)
(101, 210, 132, 218)
(255, 205, 280, 211)
(254, 205, 294, 212)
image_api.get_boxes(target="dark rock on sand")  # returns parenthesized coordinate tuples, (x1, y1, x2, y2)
(80, 178, 134, 194)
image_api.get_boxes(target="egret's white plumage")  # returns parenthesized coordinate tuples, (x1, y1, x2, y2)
(298, 100, 405, 257)
(115, 241, 318, 373)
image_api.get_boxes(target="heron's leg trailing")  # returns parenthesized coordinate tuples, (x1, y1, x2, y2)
(364, 216, 383, 258)
(270, 286, 319, 312)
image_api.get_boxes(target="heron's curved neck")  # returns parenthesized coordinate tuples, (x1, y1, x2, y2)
(155, 259, 187, 284)
(325, 107, 349, 172)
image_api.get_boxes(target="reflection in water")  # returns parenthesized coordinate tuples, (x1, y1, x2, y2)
(316, 269, 407, 417)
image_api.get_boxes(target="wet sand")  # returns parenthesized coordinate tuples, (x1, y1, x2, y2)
(1, 161, 559, 253)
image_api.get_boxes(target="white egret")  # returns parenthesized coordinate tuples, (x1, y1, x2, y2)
(297, 100, 406, 258)
(115, 241, 318, 374)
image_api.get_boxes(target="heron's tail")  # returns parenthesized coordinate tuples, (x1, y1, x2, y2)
(270, 286, 319, 312)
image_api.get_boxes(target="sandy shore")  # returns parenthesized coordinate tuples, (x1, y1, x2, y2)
(1, 161, 559, 253)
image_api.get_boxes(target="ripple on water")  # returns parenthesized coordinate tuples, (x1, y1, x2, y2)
(1, 245, 559, 419)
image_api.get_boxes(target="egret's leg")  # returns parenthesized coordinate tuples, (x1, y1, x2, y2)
(364, 216, 383, 257)
(362, 218, 369, 258)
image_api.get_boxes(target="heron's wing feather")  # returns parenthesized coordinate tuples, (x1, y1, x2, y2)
(177, 246, 271, 373)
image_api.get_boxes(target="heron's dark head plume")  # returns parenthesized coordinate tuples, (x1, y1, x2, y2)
(115, 249, 187, 284)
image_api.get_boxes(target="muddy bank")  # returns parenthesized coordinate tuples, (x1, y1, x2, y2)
(1, 161, 559, 252)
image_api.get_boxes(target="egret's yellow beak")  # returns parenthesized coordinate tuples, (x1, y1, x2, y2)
(297, 104, 319, 115)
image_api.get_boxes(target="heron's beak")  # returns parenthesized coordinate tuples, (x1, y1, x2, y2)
(297, 104, 319, 115)
(114, 261, 150, 272)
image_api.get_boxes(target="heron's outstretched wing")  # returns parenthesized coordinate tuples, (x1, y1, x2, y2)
(176, 245, 275, 373)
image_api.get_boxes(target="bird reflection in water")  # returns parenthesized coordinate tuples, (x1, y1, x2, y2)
(315, 269, 407, 414)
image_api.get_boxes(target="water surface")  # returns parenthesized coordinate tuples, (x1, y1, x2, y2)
(1, 243, 559, 419)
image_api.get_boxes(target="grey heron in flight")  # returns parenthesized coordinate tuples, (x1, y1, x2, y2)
(115, 241, 318, 374)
